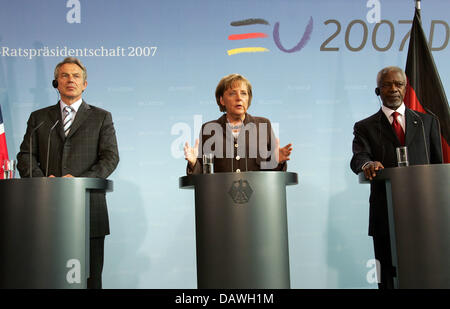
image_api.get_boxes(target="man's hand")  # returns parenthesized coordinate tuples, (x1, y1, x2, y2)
(184, 139, 199, 168)
(362, 161, 384, 180)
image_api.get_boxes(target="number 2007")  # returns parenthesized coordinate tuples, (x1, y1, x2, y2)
(128, 46, 158, 56)
(320, 19, 449, 52)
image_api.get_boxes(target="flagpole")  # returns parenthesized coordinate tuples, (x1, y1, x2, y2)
(415, 0, 421, 25)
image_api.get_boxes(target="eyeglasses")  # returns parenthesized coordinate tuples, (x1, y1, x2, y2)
(380, 81, 406, 89)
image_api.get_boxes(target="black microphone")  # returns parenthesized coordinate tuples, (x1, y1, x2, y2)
(378, 113, 385, 165)
(45, 120, 60, 177)
(422, 106, 444, 162)
(29, 121, 45, 177)
(409, 109, 429, 164)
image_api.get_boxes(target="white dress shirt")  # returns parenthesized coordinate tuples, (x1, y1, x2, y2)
(381, 102, 406, 133)
(60, 98, 83, 122)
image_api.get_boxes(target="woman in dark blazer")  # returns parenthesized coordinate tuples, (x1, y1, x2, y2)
(184, 74, 292, 174)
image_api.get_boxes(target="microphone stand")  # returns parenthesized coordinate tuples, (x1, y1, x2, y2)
(46, 120, 60, 177)
(29, 121, 45, 177)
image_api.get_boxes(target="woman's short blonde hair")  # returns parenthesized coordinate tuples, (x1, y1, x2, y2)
(215, 74, 252, 112)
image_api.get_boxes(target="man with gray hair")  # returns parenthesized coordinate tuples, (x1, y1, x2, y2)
(17, 57, 119, 289)
(350, 66, 442, 289)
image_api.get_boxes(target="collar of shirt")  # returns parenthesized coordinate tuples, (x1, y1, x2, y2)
(60, 98, 83, 118)
(381, 102, 406, 131)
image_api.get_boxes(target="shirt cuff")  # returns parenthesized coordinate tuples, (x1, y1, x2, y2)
(361, 161, 373, 171)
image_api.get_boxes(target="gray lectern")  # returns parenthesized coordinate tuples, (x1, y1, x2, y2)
(180, 171, 298, 289)
(0, 178, 112, 289)
(359, 164, 450, 288)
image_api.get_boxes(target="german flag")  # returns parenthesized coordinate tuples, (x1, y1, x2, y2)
(404, 6, 450, 163)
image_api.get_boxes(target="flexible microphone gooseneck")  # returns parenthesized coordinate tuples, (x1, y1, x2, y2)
(378, 113, 385, 166)
(422, 107, 444, 162)
(375, 93, 384, 166)
(29, 121, 45, 177)
(45, 120, 60, 177)
(409, 109, 429, 164)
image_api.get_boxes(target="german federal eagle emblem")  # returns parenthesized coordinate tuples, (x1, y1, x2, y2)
(228, 179, 253, 204)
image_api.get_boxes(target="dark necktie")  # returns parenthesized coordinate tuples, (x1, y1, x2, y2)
(391, 111, 405, 145)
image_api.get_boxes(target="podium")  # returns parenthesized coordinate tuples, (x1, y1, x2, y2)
(359, 164, 450, 288)
(180, 171, 298, 289)
(0, 178, 112, 289)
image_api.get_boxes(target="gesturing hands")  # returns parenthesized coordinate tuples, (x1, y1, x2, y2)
(276, 138, 293, 163)
(184, 139, 199, 167)
(184, 138, 293, 166)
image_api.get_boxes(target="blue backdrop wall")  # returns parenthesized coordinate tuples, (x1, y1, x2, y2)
(0, 0, 448, 288)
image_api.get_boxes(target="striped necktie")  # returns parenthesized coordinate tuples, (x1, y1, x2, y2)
(63, 106, 74, 136)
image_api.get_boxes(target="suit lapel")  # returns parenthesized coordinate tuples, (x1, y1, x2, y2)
(217, 114, 233, 156)
(376, 109, 399, 146)
(66, 101, 91, 139)
(48, 102, 66, 142)
(404, 108, 420, 146)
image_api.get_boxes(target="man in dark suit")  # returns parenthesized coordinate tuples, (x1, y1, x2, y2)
(17, 57, 119, 289)
(350, 66, 442, 289)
